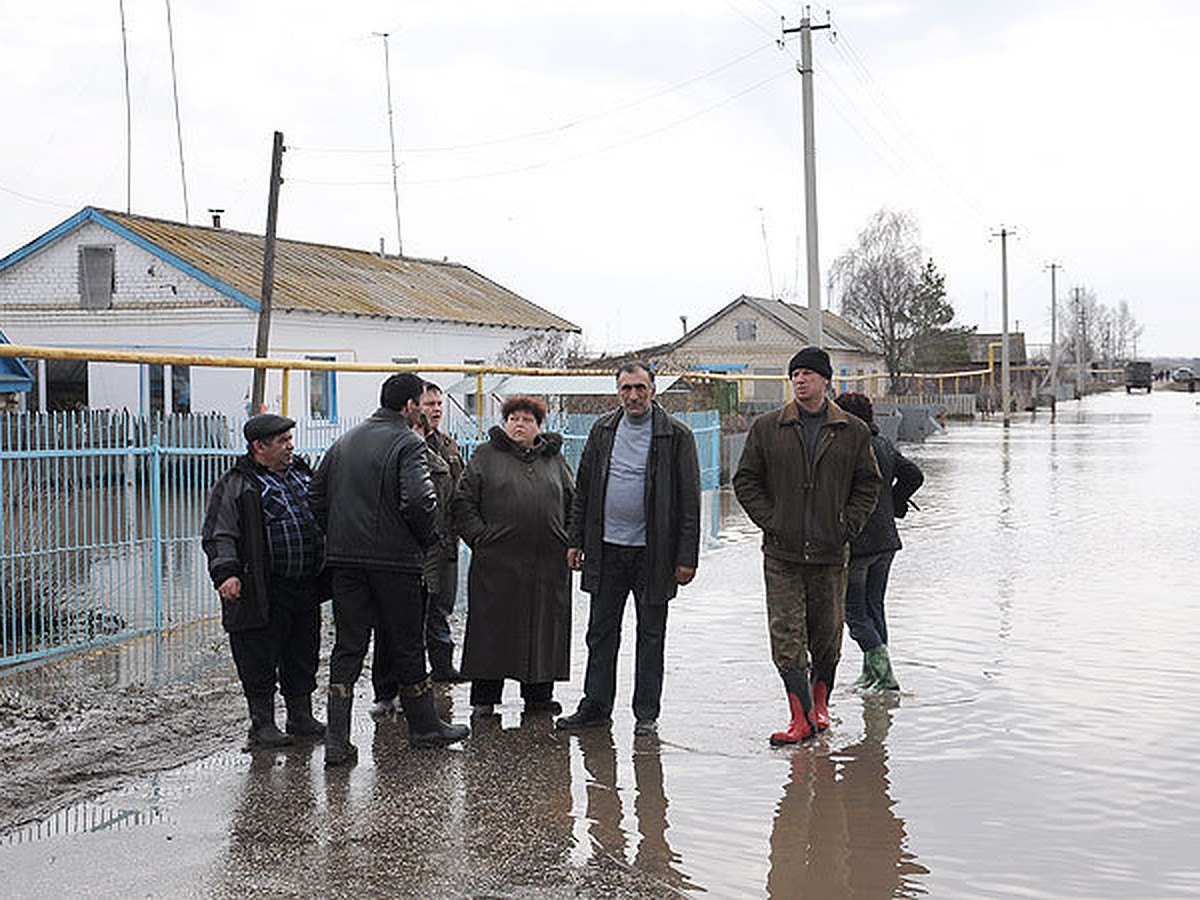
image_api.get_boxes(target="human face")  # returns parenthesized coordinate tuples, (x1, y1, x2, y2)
(617, 369, 655, 417)
(419, 388, 443, 433)
(504, 409, 541, 448)
(791, 367, 829, 412)
(253, 430, 294, 474)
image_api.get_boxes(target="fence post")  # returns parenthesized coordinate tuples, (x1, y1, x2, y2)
(150, 432, 164, 632)
(709, 414, 721, 540)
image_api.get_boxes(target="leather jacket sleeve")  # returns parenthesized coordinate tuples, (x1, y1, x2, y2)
(201, 469, 244, 588)
(398, 436, 438, 550)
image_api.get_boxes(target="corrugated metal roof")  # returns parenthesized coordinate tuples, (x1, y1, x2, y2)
(94, 209, 579, 331)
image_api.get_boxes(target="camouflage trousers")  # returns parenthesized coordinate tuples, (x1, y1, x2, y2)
(762, 555, 847, 687)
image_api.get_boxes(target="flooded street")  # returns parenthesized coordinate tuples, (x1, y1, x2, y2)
(4, 390, 1200, 897)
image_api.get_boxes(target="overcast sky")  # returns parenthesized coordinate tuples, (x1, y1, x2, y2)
(2, 0, 1197, 357)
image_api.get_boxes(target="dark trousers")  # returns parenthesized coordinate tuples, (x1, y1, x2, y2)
(329, 567, 427, 691)
(424, 555, 458, 649)
(582, 543, 669, 722)
(470, 679, 554, 706)
(845, 551, 895, 652)
(228, 576, 320, 700)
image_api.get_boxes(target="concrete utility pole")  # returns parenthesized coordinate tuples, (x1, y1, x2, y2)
(1047, 262, 1061, 418)
(375, 32, 404, 257)
(251, 130, 284, 413)
(1073, 287, 1086, 397)
(783, 12, 830, 349)
(993, 226, 1015, 427)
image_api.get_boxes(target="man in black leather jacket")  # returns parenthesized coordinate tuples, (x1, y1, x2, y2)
(311, 373, 468, 766)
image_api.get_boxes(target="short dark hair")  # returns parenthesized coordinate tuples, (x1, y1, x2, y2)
(380, 373, 425, 411)
(501, 394, 547, 425)
(616, 361, 655, 384)
(835, 391, 874, 424)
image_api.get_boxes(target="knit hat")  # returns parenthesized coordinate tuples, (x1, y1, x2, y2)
(787, 346, 832, 380)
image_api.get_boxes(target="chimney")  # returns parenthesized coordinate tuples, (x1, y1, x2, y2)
(208, 208, 224, 228)
(379, 237, 386, 258)
(680, 315, 688, 336)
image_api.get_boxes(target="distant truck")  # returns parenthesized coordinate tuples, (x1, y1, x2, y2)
(1124, 360, 1153, 393)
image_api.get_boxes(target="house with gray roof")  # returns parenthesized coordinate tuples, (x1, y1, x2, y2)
(0, 207, 578, 419)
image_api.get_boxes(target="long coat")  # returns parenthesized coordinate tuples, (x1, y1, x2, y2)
(567, 403, 701, 605)
(452, 426, 575, 683)
(850, 426, 924, 559)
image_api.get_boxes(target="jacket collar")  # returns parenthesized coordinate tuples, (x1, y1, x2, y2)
(604, 401, 669, 434)
(777, 398, 850, 427)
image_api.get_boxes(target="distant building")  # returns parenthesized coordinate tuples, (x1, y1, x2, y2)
(0, 207, 578, 420)
(966, 332, 1027, 367)
(595, 295, 885, 406)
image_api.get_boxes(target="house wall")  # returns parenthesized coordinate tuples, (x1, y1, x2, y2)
(662, 300, 886, 401)
(0, 227, 567, 420)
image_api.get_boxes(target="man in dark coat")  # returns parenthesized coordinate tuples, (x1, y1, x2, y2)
(310, 373, 468, 766)
(202, 414, 327, 750)
(733, 347, 881, 744)
(557, 362, 701, 736)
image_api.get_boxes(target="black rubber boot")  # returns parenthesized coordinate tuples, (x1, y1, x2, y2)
(246, 694, 293, 750)
(401, 679, 469, 748)
(284, 694, 326, 738)
(324, 684, 357, 767)
(428, 642, 464, 683)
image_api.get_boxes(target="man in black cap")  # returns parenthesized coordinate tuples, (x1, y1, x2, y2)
(202, 413, 327, 750)
(311, 373, 469, 766)
(733, 346, 881, 744)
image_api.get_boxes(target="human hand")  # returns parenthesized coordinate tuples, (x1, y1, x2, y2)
(218, 576, 242, 601)
(567, 548, 584, 570)
(675, 565, 696, 585)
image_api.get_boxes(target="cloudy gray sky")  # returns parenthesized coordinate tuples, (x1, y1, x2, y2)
(2, 0, 1196, 356)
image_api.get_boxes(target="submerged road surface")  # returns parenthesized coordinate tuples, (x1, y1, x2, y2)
(3, 390, 1200, 898)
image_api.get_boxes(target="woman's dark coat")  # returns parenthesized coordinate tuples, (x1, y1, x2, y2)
(850, 426, 924, 558)
(452, 426, 575, 683)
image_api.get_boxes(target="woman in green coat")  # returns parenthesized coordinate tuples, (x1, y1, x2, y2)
(452, 395, 575, 715)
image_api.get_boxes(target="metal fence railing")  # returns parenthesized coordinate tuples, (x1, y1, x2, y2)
(1, 408, 721, 666)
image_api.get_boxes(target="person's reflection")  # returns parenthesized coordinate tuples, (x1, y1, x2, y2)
(631, 734, 698, 891)
(576, 730, 697, 890)
(767, 697, 927, 898)
(222, 744, 321, 890)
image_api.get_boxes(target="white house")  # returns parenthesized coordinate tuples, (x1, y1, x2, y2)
(0, 207, 579, 424)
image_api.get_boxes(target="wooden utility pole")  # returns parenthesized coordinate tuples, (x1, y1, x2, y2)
(783, 13, 830, 349)
(993, 226, 1015, 427)
(251, 131, 284, 413)
(1047, 262, 1061, 418)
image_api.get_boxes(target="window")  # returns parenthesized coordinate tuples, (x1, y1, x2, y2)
(736, 319, 757, 341)
(79, 246, 115, 309)
(172, 365, 191, 413)
(307, 356, 337, 420)
(391, 356, 418, 365)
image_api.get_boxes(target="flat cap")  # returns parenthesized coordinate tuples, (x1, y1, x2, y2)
(244, 413, 295, 443)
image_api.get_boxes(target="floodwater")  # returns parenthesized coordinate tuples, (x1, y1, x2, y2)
(4, 390, 1200, 898)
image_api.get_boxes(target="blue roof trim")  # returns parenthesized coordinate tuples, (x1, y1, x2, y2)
(689, 363, 748, 371)
(0, 207, 260, 312)
(87, 209, 260, 312)
(0, 208, 93, 272)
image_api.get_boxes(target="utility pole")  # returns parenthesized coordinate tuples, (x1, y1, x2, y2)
(782, 11, 830, 349)
(165, 0, 190, 223)
(118, 0, 132, 213)
(375, 32, 404, 256)
(1046, 262, 1060, 418)
(1080, 286, 1089, 396)
(993, 226, 1015, 427)
(251, 131, 284, 413)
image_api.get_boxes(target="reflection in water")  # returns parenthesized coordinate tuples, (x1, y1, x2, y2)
(768, 699, 927, 899)
(575, 730, 699, 893)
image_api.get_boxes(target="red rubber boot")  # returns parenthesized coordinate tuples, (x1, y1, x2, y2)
(811, 681, 831, 732)
(770, 668, 816, 745)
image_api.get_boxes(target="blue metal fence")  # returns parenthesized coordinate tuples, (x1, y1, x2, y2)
(0, 408, 721, 666)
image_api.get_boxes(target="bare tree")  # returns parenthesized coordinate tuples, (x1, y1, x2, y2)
(831, 209, 925, 392)
(494, 330, 586, 368)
